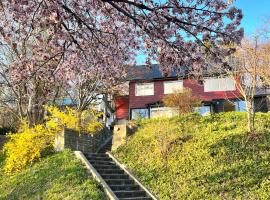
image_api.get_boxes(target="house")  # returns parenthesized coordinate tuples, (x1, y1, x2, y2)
(115, 64, 269, 120)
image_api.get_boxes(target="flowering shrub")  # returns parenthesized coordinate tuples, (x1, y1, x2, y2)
(45, 106, 78, 131)
(3, 106, 103, 173)
(45, 106, 103, 133)
(3, 121, 54, 173)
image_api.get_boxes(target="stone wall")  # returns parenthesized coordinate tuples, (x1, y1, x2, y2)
(0, 135, 7, 150)
(55, 127, 111, 154)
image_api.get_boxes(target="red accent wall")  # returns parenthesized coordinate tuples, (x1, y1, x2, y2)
(129, 79, 242, 109)
(115, 96, 129, 120)
(129, 80, 165, 109)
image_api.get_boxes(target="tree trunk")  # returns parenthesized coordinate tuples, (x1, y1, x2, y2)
(247, 108, 252, 133)
(76, 110, 83, 130)
(103, 94, 108, 126)
(246, 100, 255, 134)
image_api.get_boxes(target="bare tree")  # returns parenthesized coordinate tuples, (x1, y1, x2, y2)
(0, 32, 65, 126)
(215, 38, 270, 134)
(163, 88, 201, 115)
(257, 43, 270, 86)
(261, 17, 270, 39)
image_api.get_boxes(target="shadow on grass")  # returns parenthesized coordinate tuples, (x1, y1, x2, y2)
(0, 152, 4, 168)
(196, 132, 270, 197)
(0, 151, 104, 200)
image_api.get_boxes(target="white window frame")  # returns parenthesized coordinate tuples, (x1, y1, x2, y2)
(164, 80, 183, 94)
(135, 82, 154, 96)
(204, 77, 235, 92)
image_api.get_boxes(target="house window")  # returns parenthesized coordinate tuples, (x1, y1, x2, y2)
(164, 80, 183, 94)
(235, 100, 246, 112)
(135, 83, 154, 96)
(150, 107, 178, 118)
(204, 78, 235, 92)
(194, 106, 211, 116)
(223, 100, 235, 112)
(131, 108, 149, 119)
(213, 100, 237, 113)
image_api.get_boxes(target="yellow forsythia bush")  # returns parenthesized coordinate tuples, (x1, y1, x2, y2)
(3, 121, 54, 173)
(45, 106, 78, 131)
(3, 106, 103, 173)
(45, 106, 103, 133)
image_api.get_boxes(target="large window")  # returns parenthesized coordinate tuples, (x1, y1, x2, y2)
(164, 80, 183, 94)
(194, 106, 211, 116)
(150, 107, 178, 118)
(204, 78, 235, 92)
(135, 83, 154, 96)
(131, 109, 149, 119)
(223, 100, 235, 112)
(235, 100, 246, 112)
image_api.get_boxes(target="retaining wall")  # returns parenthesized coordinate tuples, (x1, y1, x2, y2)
(55, 127, 111, 154)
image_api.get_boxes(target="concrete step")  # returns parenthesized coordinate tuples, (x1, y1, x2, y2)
(87, 156, 113, 162)
(85, 153, 108, 157)
(105, 179, 135, 185)
(82, 150, 154, 199)
(118, 197, 152, 200)
(97, 169, 126, 175)
(98, 140, 112, 153)
(89, 160, 115, 165)
(115, 190, 147, 198)
(91, 164, 120, 170)
(100, 174, 129, 180)
(99, 149, 111, 153)
(109, 184, 141, 191)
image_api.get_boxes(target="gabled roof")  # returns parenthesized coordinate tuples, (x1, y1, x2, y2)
(127, 64, 184, 81)
(126, 64, 216, 81)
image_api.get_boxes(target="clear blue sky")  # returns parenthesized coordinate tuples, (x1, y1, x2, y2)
(233, 0, 270, 36)
(136, 0, 270, 64)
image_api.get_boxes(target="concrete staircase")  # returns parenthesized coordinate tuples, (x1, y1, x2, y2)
(84, 152, 153, 200)
(98, 138, 112, 153)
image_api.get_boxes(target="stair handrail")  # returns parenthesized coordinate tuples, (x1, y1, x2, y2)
(94, 127, 112, 153)
(96, 134, 112, 153)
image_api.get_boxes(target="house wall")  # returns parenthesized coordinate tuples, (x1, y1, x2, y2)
(129, 79, 242, 109)
(255, 88, 270, 96)
(129, 80, 165, 109)
(115, 96, 129, 120)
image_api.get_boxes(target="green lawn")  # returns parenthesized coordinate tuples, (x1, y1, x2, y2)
(114, 112, 270, 199)
(0, 150, 105, 200)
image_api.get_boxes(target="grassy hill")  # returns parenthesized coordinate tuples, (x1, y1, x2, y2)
(0, 150, 105, 200)
(114, 112, 270, 199)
